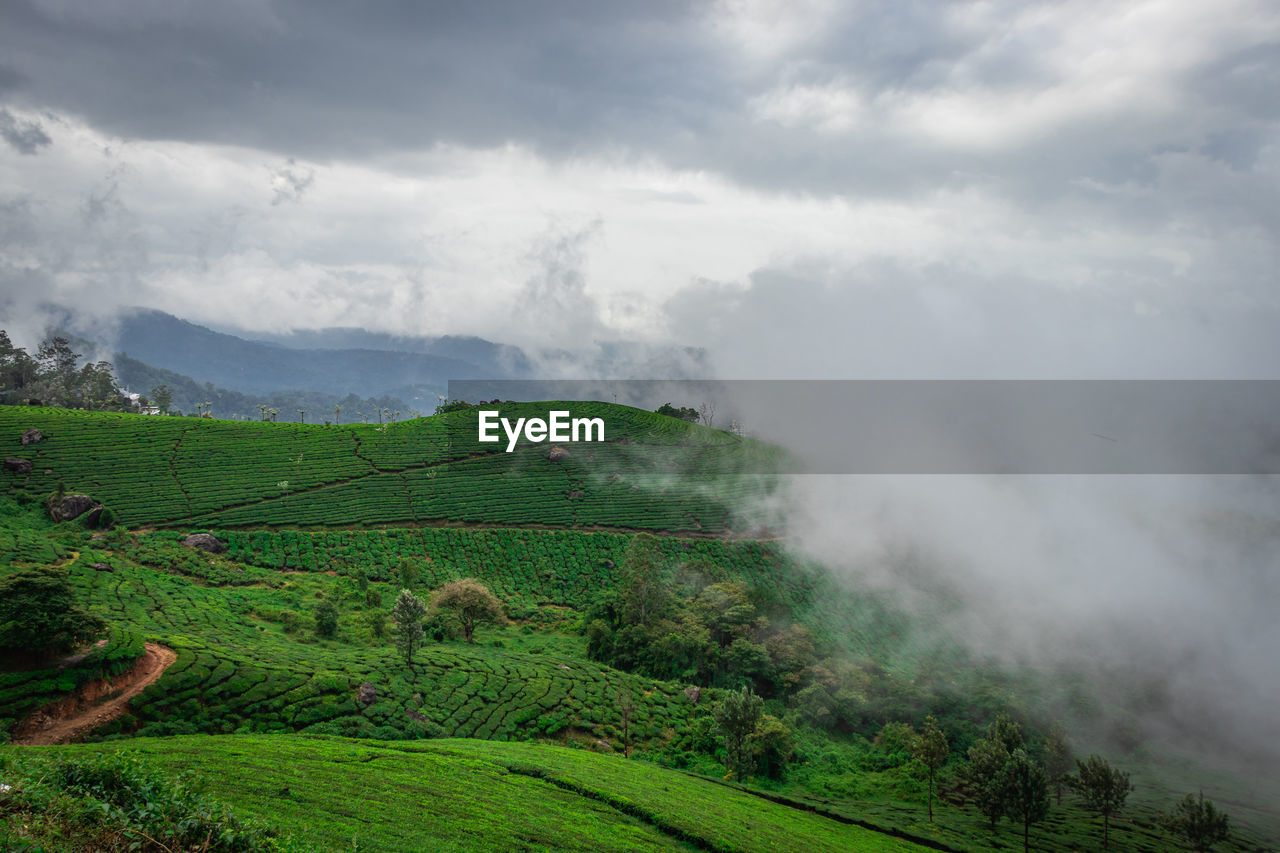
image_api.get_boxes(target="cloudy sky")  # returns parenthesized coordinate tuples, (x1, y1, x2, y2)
(1, 0, 1278, 377)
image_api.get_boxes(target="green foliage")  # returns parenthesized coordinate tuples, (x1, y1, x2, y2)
(433, 399, 477, 415)
(390, 588, 427, 670)
(0, 332, 130, 411)
(0, 750, 293, 851)
(998, 748, 1050, 853)
(966, 713, 1025, 829)
(1043, 720, 1073, 804)
(655, 403, 699, 422)
(315, 601, 339, 639)
(1164, 792, 1231, 852)
(912, 715, 948, 821)
(0, 565, 106, 656)
(716, 685, 763, 781)
(429, 578, 505, 643)
(1074, 754, 1134, 850)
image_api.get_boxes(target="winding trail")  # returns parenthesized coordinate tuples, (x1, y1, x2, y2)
(13, 643, 176, 746)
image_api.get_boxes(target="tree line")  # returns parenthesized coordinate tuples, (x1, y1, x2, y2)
(0, 332, 127, 411)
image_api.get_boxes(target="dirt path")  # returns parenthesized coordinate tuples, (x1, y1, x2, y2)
(13, 643, 177, 746)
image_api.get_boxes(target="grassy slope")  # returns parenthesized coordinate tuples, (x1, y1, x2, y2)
(0, 403, 783, 533)
(6, 735, 930, 853)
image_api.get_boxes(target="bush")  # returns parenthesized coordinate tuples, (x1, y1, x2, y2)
(2, 751, 296, 851)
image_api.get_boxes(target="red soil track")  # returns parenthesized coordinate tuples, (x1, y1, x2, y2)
(13, 643, 176, 746)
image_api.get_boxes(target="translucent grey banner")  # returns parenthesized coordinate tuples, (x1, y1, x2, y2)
(447, 380, 1280, 474)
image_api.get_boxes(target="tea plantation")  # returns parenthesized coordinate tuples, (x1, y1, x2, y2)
(0, 403, 784, 532)
(2, 405, 1277, 852)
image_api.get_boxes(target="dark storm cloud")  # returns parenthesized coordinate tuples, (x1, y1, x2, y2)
(0, 0, 716, 159)
(1, 0, 1275, 208)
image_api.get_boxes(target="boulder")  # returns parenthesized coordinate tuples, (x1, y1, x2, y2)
(547, 445, 571, 462)
(358, 682, 378, 706)
(90, 562, 113, 572)
(684, 685, 701, 704)
(20, 428, 44, 445)
(82, 505, 104, 528)
(49, 494, 96, 522)
(3, 457, 32, 474)
(183, 533, 226, 553)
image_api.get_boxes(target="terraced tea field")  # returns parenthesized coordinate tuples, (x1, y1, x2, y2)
(0, 404, 784, 532)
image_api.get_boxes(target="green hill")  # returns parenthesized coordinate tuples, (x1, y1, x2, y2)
(9, 735, 935, 852)
(0, 403, 782, 532)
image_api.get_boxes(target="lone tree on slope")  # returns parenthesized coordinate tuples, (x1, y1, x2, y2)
(391, 588, 427, 672)
(1000, 748, 1051, 853)
(913, 715, 949, 822)
(1165, 792, 1230, 852)
(1074, 754, 1134, 851)
(430, 578, 506, 643)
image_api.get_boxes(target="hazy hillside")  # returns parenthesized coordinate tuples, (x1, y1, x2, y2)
(114, 309, 499, 399)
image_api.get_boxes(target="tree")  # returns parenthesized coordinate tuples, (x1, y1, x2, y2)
(0, 331, 39, 402)
(698, 401, 716, 428)
(617, 689, 636, 757)
(333, 404, 341, 425)
(390, 588, 427, 672)
(655, 402, 699, 422)
(999, 749, 1050, 853)
(434, 399, 475, 415)
(967, 713, 1024, 829)
(1043, 721, 1073, 805)
(0, 567, 107, 658)
(716, 685, 763, 781)
(396, 558, 421, 589)
(1165, 792, 1230, 852)
(913, 715, 949, 822)
(151, 384, 173, 414)
(618, 533, 671, 627)
(430, 578, 505, 643)
(1074, 755, 1133, 851)
(314, 601, 338, 638)
(749, 714, 795, 780)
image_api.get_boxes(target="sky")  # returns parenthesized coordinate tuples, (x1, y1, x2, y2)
(0, 0, 1277, 378)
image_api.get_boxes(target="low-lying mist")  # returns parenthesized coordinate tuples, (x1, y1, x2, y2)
(766, 471, 1280, 772)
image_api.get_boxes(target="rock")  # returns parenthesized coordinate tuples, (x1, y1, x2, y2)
(48, 494, 95, 522)
(684, 685, 701, 704)
(594, 739, 614, 751)
(358, 682, 378, 706)
(82, 505, 104, 528)
(183, 533, 225, 553)
(20, 428, 44, 445)
(548, 445, 571, 462)
(90, 562, 113, 572)
(3, 457, 32, 474)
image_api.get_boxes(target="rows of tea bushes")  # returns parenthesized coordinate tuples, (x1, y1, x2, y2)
(196, 526, 912, 661)
(1, 404, 775, 532)
(0, 531, 698, 747)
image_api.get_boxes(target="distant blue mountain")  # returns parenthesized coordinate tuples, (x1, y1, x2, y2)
(115, 309, 528, 399)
